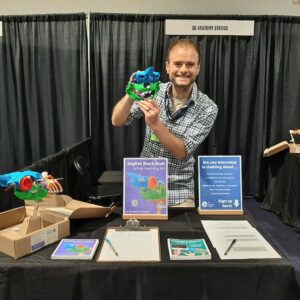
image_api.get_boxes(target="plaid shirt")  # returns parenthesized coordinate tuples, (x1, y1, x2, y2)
(126, 82, 218, 205)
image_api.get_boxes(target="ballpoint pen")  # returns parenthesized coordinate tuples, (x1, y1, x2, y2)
(105, 202, 115, 218)
(224, 238, 237, 256)
(105, 238, 119, 256)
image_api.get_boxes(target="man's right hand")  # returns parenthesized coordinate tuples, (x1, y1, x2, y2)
(111, 94, 134, 126)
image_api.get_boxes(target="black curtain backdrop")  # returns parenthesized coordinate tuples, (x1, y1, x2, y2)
(0, 13, 89, 174)
(90, 14, 300, 199)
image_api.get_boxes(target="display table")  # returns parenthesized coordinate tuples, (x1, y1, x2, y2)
(0, 208, 299, 300)
(262, 151, 300, 229)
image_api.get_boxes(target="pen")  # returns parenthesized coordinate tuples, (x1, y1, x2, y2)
(105, 202, 115, 218)
(105, 238, 119, 256)
(224, 238, 237, 256)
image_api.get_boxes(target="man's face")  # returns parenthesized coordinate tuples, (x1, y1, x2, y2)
(166, 45, 200, 89)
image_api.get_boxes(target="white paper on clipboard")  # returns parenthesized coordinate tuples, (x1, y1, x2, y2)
(97, 227, 160, 262)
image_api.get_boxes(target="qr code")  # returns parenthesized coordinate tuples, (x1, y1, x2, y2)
(131, 199, 139, 207)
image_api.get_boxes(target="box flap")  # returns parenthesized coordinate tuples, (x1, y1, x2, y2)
(263, 141, 289, 157)
(0, 207, 26, 230)
(28, 194, 114, 219)
(65, 199, 113, 219)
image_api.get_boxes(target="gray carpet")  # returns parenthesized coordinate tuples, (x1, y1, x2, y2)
(244, 197, 300, 288)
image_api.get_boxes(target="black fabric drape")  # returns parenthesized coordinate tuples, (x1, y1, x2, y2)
(0, 208, 299, 300)
(0, 14, 89, 174)
(90, 14, 300, 198)
(90, 14, 165, 182)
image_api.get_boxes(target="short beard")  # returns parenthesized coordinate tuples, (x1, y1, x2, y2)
(171, 77, 195, 90)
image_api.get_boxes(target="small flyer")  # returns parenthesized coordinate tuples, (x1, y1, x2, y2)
(168, 238, 211, 260)
(198, 155, 243, 215)
(123, 158, 168, 220)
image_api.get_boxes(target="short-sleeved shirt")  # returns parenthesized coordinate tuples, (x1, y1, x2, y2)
(126, 82, 218, 205)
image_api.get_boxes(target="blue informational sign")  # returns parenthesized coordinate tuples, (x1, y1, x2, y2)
(198, 156, 243, 212)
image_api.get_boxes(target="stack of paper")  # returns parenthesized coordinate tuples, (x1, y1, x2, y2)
(97, 228, 160, 262)
(201, 220, 281, 260)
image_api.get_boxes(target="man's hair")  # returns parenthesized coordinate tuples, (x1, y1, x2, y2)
(166, 39, 201, 63)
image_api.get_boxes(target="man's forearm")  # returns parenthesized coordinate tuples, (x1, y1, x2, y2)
(111, 95, 134, 126)
(151, 121, 187, 160)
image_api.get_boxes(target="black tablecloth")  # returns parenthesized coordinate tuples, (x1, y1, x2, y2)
(262, 151, 300, 229)
(0, 208, 299, 300)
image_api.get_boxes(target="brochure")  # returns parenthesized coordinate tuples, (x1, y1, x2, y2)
(51, 239, 99, 260)
(167, 238, 211, 260)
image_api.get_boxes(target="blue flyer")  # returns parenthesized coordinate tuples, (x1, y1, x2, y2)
(198, 156, 243, 213)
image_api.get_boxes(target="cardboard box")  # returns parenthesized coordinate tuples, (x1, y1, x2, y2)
(289, 143, 300, 154)
(0, 206, 69, 259)
(27, 194, 115, 219)
(0, 195, 115, 259)
(263, 141, 300, 157)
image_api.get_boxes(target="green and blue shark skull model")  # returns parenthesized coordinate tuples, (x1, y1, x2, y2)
(125, 67, 161, 101)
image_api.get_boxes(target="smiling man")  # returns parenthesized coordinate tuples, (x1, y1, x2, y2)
(112, 39, 218, 207)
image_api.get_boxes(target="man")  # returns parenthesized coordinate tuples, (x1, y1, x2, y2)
(111, 38, 218, 207)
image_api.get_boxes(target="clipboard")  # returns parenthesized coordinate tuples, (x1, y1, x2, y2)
(97, 221, 161, 262)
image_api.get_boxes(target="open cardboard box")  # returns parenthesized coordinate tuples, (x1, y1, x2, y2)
(0, 195, 116, 259)
(26, 194, 116, 219)
(0, 206, 69, 259)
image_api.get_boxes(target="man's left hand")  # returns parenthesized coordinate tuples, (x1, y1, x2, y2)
(138, 100, 161, 129)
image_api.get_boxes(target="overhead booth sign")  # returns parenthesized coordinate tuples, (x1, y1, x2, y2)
(198, 156, 243, 215)
(165, 20, 254, 36)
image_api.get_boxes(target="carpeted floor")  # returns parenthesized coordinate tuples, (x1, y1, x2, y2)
(243, 197, 300, 288)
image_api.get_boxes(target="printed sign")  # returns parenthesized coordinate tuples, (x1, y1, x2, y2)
(123, 158, 168, 220)
(198, 156, 243, 215)
(165, 20, 254, 36)
(30, 225, 58, 252)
